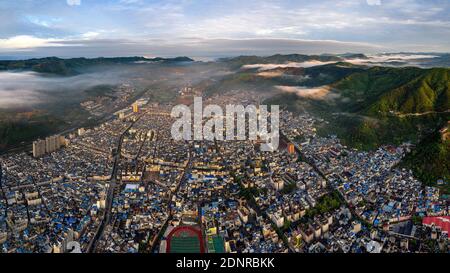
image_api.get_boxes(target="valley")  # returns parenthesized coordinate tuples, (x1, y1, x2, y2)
(0, 53, 449, 190)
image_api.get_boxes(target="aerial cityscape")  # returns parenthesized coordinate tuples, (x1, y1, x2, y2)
(0, 0, 449, 257)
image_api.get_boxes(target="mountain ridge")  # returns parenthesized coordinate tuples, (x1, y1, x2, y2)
(0, 56, 194, 75)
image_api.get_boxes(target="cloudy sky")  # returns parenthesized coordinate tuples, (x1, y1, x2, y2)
(0, 0, 449, 59)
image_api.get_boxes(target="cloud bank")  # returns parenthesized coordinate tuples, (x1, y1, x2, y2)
(345, 53, 440, 67)
(0, 38, 383, 59)
(275, 85, 339, 100)
(242, 60, 337, 71)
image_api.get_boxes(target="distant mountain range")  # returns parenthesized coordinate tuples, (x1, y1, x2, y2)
(220, 54, 343, 69)
(0, 56, 194, 75)
(216, 54, 449, 188)
(221, 54, 449, 116)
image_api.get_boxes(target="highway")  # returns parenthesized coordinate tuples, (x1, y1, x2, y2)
(149, 150, 192, 253)
(87, 115, 143, 253)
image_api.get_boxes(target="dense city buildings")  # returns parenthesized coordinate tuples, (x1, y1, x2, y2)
(0, 0, 448, 267)
(32, 135, 66, 158)
(0, 86, 448, 254)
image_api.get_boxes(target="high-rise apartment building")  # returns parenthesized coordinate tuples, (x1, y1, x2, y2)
(33, 135, 65, 157)
(33, 139, 46, 158)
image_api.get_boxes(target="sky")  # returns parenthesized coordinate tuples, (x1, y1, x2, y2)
(0, 0, 449, 59)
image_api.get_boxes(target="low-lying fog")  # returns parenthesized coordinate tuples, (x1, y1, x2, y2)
(1, 53, 442, 110)
(275, 85, 340, 101)
(242, 60, 336, 70)
(240, 53, 444, 72)
(0, 62, 230, 110)
(0, 70, 125, 109)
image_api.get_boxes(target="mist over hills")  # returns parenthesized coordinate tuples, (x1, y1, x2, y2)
(0, 53, 448, 188)
(0, 55, 208, 152)
(219, 54, 343, 69)
(218, 53, 449, 187)
(0, 56, 194, 76)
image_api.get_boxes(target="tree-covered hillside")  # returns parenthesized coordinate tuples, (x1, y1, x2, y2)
(400, 129, 450, 194)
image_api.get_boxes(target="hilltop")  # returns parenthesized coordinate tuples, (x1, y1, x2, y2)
(333, 67, 450, 115)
